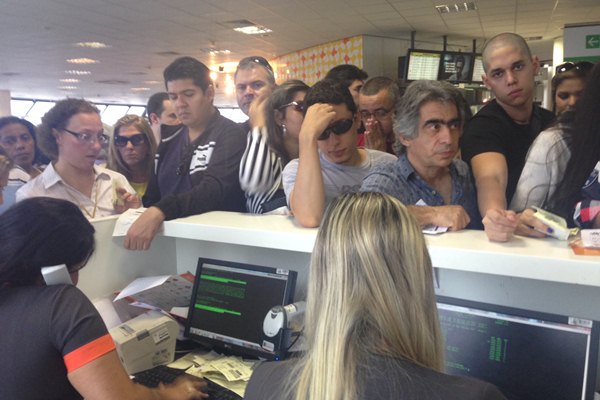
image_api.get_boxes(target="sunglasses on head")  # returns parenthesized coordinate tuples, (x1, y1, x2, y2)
(237, 56, 274, 74)
(555, 61, 594, 75)
(279, 101, 306, 113)
(318, 118, 354, 141)
(114, 133, 146, 147)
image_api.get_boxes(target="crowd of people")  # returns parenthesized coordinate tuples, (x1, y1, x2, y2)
(0, 30, 598, 400)
(1, 32, 597, 244)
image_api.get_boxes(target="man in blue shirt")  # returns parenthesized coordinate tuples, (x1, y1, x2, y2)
(362, 80, 480, 231)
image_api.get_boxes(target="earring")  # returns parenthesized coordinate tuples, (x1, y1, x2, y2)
(281, 124, 287, 136)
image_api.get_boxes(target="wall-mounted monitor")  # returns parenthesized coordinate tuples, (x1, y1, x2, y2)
(471, 54, 485, 83)
(439, 51, 473, 83)
(405, 49, 442, 81)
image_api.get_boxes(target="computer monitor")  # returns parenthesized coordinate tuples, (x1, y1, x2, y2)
(185, 257, 297, 360)
(405, 49, 442, 81)
(471, 54, 485, 83)
(437, 296, 599, 400)
(439, 51, 473, 83)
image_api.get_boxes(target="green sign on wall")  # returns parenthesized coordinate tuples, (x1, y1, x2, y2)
(586, 35, 600, 49)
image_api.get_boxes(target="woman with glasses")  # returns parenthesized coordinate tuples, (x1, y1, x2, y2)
(0, 197, 207, 400)
(551, 61, 592, 115)
(245, 192, 506, 400)
(16, 98, 140, 219)
(510, 61, 595, 213)
(107, 115, 157, 198)
(239, 79, 309, 214)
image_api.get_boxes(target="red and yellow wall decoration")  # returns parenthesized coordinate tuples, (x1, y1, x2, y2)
(272, 35, 364, 85)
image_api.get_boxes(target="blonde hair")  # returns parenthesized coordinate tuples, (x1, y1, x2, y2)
(107, 115, 157, 182)
(291, 192, 443, 400)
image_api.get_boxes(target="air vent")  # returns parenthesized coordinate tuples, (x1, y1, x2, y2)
(96, 79, 130, 85)
(524, 36, 543, 41)
(156, 51, 181, 57)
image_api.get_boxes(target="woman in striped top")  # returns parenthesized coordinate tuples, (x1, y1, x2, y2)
(239, 80, 309, 213)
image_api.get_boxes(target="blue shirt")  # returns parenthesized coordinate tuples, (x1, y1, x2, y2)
(361, 152, 481, 229)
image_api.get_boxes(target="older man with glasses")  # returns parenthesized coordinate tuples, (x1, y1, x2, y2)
(358, 76, 400, 155)
(234, 56, 277, 133)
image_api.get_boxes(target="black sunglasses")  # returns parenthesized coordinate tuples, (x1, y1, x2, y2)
(318, 118, 354, 141)
(114, 133, 146, 147)
(555, 61, 594, 75)
(279, 101, 306, 113)
(237, 56, 274, 74)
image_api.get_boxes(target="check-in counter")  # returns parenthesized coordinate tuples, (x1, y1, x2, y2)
(80, 211, 600, 320)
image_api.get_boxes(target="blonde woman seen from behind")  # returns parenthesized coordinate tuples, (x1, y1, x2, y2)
(108, 115, 157, 198)
(244, 192, 506, 400)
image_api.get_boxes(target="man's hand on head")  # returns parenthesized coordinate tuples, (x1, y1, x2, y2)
(299, 104, 336, 142)
(248, 95, 269, 129)
(124, 207, 166, 250)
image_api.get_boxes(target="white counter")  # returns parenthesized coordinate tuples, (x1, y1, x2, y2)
(79, 211, 600, 320)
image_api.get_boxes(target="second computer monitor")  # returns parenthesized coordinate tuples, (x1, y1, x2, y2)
(437, 296, 599, 400)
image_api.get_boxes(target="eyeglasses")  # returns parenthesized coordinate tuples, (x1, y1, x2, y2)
(279, 101, 306, 113)
(360, 108, 392, 120)
(114, 133, 147, 148)
(237, 56, 274, 74)
(318, 118, 354, 140)
(63, 128, 109, 145)
(555, 61, 594, 75)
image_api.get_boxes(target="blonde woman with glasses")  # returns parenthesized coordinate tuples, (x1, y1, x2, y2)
(108, 115, 157, 198)
(245, 192, 506, 400)
(16, 99, 140, 219)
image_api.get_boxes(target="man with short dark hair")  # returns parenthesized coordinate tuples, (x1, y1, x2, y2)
(234, 56, 276, 133)
(282, 79, 396, 228)
(325, 64, 368, 107)
(125, 56, 246, 250)
(460, 33, 554, 241)
(358, 77, 399, 154)
(362, 80, 478, 231)
(146, 92, 180, 143)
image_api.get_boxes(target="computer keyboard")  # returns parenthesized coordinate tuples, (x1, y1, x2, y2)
(133, 364, 242, 400)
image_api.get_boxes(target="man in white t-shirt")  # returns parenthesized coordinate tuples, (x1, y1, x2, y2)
(282, 79, 396, 228)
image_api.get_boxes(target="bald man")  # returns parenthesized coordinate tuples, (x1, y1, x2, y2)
(460, 33, 554, 242)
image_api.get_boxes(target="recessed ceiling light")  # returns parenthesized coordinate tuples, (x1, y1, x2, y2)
(65, 70, 91, 75)
(75, 42, 110, 49)
(234, 25, 272, 35)
(66, 58, 99, 64)
(60, 78, 80, 83)
(435, 2, 477, 13)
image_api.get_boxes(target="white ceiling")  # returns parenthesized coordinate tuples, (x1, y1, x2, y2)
(1, 0, 598, 107)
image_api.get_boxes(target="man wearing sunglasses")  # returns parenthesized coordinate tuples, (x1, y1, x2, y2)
(358, 77, 399, 155)
(460, 33, 554, 242)
(282, 79, 396, 228)
(235, 56, 277, 133)
(124, 56, 247, 250)
(362, 80, 479, 231)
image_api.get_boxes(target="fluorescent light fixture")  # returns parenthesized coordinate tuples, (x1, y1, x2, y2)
(60, 78, 80, 83)
(436, 2, 477, 13)
(59, 86, 77, 90)
(131, 87, 150, 92)
(234, 25, 272, 35)
(75, 42, 110, 49)
(142, 80, 162, 85)
(66, 58, 99, 64)
(65, 70, 91, 75)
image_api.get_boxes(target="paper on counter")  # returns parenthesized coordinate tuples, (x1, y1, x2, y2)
(114, 274, 193, 313)
(112, 207, 161, 237)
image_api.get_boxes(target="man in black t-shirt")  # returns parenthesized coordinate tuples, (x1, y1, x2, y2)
(461, 33, 554, 242)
